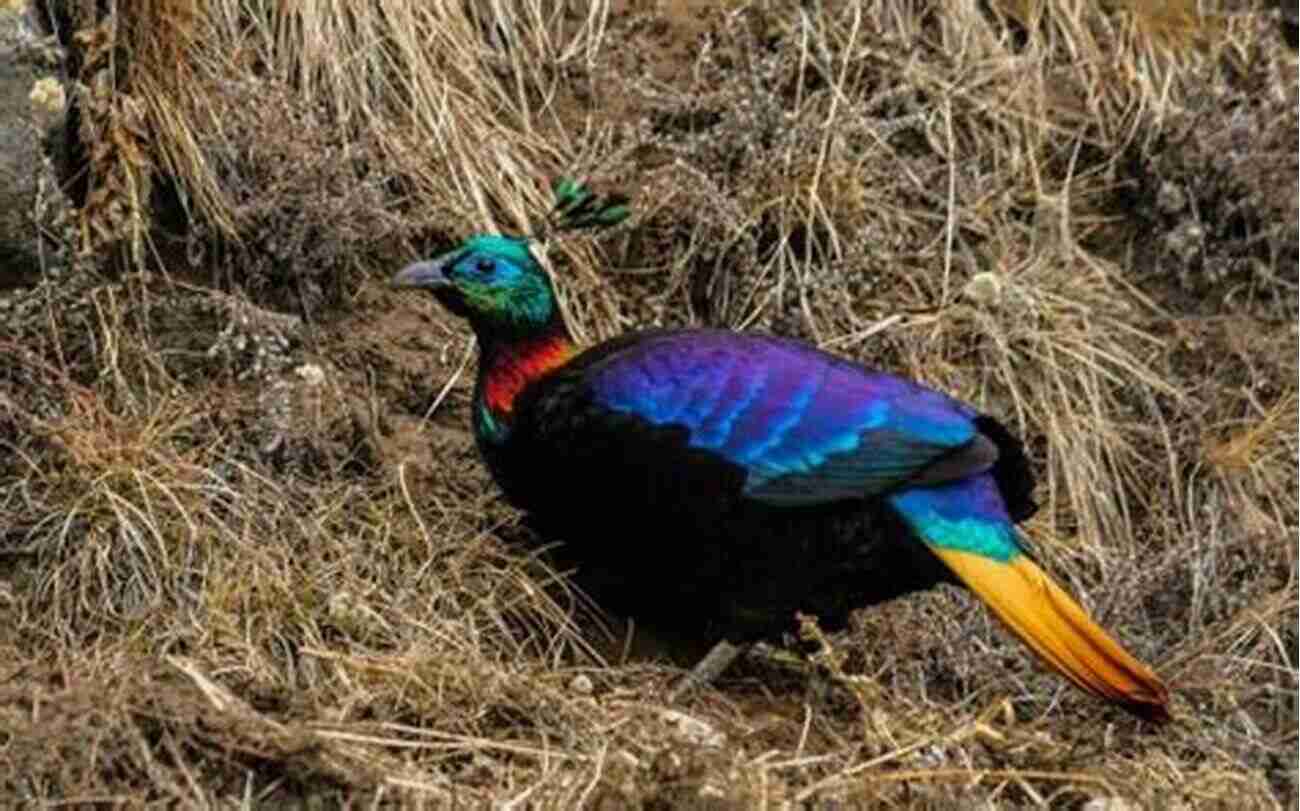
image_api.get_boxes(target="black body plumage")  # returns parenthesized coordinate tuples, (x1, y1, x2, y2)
(486, 329, 1035, 643)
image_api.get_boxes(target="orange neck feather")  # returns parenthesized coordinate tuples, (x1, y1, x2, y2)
(479, 331, 576, 421)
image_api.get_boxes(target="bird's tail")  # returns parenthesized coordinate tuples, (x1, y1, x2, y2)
(888, 475, 1170, 722)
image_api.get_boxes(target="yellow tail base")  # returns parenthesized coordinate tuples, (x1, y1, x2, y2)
(931, 547, 1170, 722)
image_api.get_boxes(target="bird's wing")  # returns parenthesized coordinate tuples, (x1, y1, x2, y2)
(581, 330, 991, 507)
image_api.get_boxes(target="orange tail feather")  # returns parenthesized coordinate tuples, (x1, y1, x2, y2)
(931, 547, 1170, 722)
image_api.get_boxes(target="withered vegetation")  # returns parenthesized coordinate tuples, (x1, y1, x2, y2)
(1, 0, 1296, 806)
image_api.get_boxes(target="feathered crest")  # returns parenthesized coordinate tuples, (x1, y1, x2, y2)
(533, 177, 630, 240)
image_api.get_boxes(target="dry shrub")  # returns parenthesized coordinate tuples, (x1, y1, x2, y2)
(2, 0, 1295, 806)
(47, 0, 621, 314)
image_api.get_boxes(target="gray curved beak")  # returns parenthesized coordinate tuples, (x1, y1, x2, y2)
(391, 253, 457, 289)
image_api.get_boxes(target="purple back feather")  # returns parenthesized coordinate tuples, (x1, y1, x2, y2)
(588, 331, 981, 505)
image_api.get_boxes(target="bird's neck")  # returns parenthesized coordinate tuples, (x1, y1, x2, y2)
(473, 323, 576, 443)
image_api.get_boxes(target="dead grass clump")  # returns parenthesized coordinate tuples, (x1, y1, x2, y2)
(1107, 64, 1299, 316)
(589, 0, 1210, 334)
(0, 278, 628, 804)
(45, 0, 620, 314)
(1, 0, 1295, 805)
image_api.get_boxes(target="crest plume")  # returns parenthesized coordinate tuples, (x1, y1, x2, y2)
(543, 177, 631, 235)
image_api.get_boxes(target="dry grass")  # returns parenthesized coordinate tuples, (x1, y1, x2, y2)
(1, 0, 1296, 806)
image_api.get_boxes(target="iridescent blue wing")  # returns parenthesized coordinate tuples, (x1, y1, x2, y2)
(585, 330, 986, 506)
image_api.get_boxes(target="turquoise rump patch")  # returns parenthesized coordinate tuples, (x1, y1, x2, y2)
(888, 476, 1021, 562)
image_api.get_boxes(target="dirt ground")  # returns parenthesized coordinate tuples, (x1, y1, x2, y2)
(1, 0, 1297, 807)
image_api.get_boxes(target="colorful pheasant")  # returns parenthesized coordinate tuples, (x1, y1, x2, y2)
(392, 180, 1170, 721)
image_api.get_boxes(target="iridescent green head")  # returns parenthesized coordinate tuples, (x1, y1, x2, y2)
(391, 235, 557, 337)
(392, 179, 629, 338)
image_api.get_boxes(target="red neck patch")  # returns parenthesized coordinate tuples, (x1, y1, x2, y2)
(480, 331, 576, 420)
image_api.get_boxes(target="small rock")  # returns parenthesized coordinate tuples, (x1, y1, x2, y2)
(27, 75, 63, 128)
(658, 708, 725, 747)
(963, 271, 1004, 305)
(1165, 221, 1204, 265)
(569, 673, 593, 694)
(327, 590, 356, 618)
(294, 362, 325, 386)
(1155, 180, 1186, 214)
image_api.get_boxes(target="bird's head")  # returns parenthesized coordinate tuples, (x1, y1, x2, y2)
(393, 179, 628, 340)
(392, 235, 558, 338)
